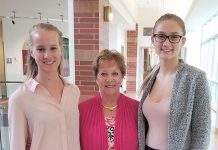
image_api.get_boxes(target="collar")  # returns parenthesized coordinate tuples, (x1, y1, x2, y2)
(25, 75, 69, 93)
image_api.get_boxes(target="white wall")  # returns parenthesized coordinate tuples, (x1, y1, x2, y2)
(109, 24, 126, 52)
(137, 24, 152, 47)
(109, 24, 118, 50)
(136, 24, 152, 91)
(109, 23, 127, 92)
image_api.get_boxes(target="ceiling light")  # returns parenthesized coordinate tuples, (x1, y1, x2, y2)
(12, 11, 16, 24)
(38, 12, 42, 20)
(60, 15, 64, 22)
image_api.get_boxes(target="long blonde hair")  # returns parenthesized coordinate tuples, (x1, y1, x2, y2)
(27, 23, 64, 79)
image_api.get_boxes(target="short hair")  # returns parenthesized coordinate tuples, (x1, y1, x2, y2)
(153, 13, 186, 36)
(93, 49, 126, 78)
(27, 23, 63, 78)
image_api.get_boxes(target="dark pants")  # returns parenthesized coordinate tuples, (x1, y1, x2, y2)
(145, 145, 158, 150)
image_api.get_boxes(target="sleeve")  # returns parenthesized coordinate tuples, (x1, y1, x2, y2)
(74, 85, 80, 104)
(8, 95, 28, 150)
(190, 72, 211, 150)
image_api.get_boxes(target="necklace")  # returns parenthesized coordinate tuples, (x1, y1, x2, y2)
(102, 105, 118, 111)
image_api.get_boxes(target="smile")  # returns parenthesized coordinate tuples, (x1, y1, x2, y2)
(43, 61, 55, 65)
(105, 85, 116, 88)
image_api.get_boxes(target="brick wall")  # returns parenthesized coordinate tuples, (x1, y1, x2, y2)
(126, 25, 138, 92)
(143, 48, 149, 78)
(74, 0, 109, 101)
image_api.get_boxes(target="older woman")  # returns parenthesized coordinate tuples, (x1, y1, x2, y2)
(79, 49, 139, 150)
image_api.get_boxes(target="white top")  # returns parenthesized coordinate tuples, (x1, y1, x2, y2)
(142, 94, 170, 150)
(8, 78, 81, 150)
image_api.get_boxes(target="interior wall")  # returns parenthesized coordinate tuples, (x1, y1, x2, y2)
(109, 23, 127, 92)
(0, 19, 7, 98)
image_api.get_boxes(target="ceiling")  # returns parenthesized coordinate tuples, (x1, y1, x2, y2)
(135, 0, 193, 19)
(0, 0, 218, 31)
(0, 0, 68, 21)
(0, 0, 192, 21)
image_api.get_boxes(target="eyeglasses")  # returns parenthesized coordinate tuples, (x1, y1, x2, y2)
(153, 34, 183, 43)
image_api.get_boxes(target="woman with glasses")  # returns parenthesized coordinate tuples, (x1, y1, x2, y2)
(79, 49, 139, 150)
(138, 13, 211, 150)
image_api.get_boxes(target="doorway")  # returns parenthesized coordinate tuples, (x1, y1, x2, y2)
(0, 19, 7, 99)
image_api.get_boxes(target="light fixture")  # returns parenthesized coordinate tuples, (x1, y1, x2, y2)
(46, 18, 49, 23)
(12, 11, 16, 24)
(60, 15, 64, 22)
(38, 12, 42, 20)
(104, 6, 113, 22)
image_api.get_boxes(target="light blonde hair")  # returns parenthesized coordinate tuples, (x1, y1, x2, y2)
(153, 13, 186, 35)
(27, 23, 64, 78)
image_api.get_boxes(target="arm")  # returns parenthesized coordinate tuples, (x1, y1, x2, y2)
(190, 72, 211, 150)
(8, 95, 28, 150)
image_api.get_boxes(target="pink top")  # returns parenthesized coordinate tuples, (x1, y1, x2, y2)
(8, 78, 80, 150)
(105, 116, 115, 150)
(142, 94, 170, 150)
(79, 93, 139, 150)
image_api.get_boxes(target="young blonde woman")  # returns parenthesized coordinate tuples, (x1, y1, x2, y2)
(138, 14, 211, 150)
(8, 23, 80, 150)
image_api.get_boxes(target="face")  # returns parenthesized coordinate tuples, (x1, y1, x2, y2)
(30, 29, 62, 75)
(96, 60, 123, 98)
(151, 20, 186, 60)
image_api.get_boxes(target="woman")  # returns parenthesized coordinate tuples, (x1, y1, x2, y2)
(79, 49, 139, 150)
(8, 23, 80, 150)
(138, 13, 211, 150)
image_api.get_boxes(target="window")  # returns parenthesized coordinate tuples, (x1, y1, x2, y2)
(201, 13, 218, 111)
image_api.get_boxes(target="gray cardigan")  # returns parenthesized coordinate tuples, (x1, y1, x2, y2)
(138, 62, 211, 150)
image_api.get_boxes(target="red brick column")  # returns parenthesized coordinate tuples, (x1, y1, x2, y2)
(74, 0, 109, 101)
(143, 48, 150, 78)
(126, 24, 138, 92)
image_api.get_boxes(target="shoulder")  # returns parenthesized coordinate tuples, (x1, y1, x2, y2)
(68, 83, 80, 92)
(176, 63, 207, 84)
(79, 94, 98, 109)
(179, 63, 206, 77)
(121, 93, 139, 107)
(61, 77, 80, 93)
(64, 81, 80, 95)
(9, 83, 29, 104)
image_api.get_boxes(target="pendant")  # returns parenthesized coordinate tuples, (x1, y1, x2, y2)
(102, 105, 118, 111)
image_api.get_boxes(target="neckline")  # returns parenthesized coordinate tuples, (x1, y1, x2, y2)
(148, 94, 170, 104)
(102, 104, 118, 111)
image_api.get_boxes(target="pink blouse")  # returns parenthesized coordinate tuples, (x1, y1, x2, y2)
(105, 116, 115, 150)
(8, 78, 80, 150)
